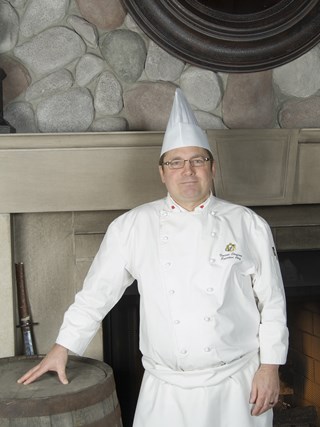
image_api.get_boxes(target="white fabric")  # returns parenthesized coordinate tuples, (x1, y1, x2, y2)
(134, 352, 273, 427)
(161, 88, 212, 156)
(142, 349, 258, 388)
(56, 194, 288, 426)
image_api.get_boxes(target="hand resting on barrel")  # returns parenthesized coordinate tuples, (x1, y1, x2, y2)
(17, 343, 69, 385)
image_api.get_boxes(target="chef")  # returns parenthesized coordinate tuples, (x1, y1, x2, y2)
(18, 88, 289, 427)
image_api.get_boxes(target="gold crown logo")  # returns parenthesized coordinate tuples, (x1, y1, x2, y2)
(225, 243, 236, 252)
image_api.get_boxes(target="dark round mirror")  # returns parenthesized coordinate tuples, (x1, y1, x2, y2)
(121, 0, 320, 72)
(197, 0, 281, 14)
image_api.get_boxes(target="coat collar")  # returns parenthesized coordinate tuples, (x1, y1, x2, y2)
(162, 193, 215, 214)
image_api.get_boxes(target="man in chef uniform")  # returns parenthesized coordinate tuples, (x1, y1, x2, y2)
(19, 88, 289, 427)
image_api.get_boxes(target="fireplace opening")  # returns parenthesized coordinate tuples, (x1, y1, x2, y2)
(278, 293, 320, 426)
(278, 250, 320, 298)
(103, 250, 320, 427)
(279, 250, 320, 426)
(103, 281, 142, 427)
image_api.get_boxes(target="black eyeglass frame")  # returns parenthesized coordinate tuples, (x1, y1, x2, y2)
(161, 157, 210, 169)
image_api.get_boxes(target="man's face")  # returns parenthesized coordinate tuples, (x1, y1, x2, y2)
(159, 146, 215, 211)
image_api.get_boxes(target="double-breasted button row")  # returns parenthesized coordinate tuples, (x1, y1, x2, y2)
(168, 286, 214, 294)
(179, 347, 215, 355)
(210, 225, 217, 265)
(173, 315, 214, 323)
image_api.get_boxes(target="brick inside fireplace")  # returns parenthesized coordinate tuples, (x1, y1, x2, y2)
(276, 250, 320, 425)
(286, 296, 320, 419)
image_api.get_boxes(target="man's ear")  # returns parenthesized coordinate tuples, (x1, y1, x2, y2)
(211, 160, 216, 178)
(159, 165, 166, 184)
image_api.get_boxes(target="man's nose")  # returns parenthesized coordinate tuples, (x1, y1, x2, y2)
(182, 160, 195, 174)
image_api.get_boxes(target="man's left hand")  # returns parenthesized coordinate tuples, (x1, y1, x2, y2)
(250, 364, 279, 416)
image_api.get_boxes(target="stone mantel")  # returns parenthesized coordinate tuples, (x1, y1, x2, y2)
(0, 131, 166, 213)
(1, 129, 320, 215)
(1, 129, 320, 357)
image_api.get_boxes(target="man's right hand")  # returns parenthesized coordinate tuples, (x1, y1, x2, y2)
(17, 343, 69, 385)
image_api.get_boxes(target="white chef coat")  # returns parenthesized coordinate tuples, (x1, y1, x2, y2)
(56, 194, 288, 426)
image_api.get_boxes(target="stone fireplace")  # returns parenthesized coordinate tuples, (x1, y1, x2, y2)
(1, 1, 320, 426)
(1, 128, 320, 425)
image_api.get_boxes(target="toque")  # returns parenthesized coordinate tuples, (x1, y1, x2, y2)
(160, 88, 212, 156)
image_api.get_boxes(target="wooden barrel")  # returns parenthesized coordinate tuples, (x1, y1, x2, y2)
(0, 355, 122, 427)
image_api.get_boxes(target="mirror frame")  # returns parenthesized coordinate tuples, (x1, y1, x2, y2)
(122, 0, 320, 72)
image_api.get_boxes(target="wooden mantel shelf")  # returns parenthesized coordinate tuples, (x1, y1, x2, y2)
(1, 129, 320, 214)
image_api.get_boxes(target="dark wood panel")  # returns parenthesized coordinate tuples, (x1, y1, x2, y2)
(103, 282, 143, 427)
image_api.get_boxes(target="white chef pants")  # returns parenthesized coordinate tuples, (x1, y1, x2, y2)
(133, 354, 272, 427)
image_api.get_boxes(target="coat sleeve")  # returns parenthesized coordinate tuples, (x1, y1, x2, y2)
(56, 220, 134, 355)
(249, 213, 289, 365)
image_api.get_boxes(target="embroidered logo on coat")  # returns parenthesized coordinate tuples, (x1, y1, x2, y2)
(220, 242, 242, 261)
(225, 243, 236, 252)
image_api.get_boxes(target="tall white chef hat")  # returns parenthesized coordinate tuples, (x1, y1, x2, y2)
(160, 88, 212, 156)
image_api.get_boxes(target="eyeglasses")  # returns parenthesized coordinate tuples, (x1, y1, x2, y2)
(162, 156, 210, 170)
